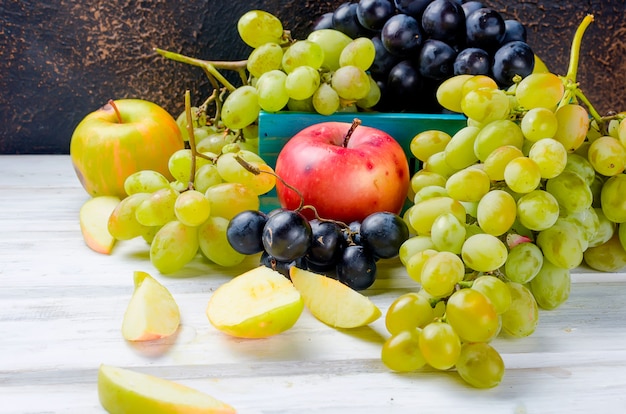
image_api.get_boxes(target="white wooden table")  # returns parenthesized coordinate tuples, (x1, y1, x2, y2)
(1, 155, 626, 413)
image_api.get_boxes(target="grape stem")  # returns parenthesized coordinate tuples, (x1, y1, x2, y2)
(107, 99, 123, 124)
(184, 90, 197, 191)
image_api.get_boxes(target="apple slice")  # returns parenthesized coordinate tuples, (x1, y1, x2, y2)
(122, 271, 180, 341)
(206, 266, 304, 338)
(79, 195, 120, 254)
(289, 266, 381, 329)
(98, 364, 236, 414)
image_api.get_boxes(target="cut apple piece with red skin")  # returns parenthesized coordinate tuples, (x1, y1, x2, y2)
(98, 364, 236, 414)
(79, 195, 120, 254)
(206, 266, 304, 339)
(122, 271, 180, 341)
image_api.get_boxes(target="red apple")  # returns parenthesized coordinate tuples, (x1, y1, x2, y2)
(275, 120, 410, 223)
(70, 99, 184, 199)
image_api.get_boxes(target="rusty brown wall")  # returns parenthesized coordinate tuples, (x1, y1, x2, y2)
(1, 0, 624, 153)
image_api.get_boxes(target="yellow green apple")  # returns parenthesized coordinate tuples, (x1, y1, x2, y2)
(98, 364, 236, 414)
(121, 271, 180, 341)
(289, 267, 381, 329)
(78, 195, 120, 254)
(206, 266, 303, 338)
(70, 99, 184, 199)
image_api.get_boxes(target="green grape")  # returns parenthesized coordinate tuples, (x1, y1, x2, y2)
(399, 236, 436, 266)
(237, 10, 283, 48)
(420, 251, 465, 298)
(619, 118, 626, 147)
(150, 220, 199, 274)
(312, 83, 340, 115)
(607, 118, 621, 139)
(504, 241, 543, 284)
(307, 29, 352, 71)
(168, 149, 210, 184)
(124, 170, 170, 196)
(520, 107, 559, 142)
(430, 213, 466, 254)
(176, 106, 205, 142)
(174, 190, 211, 227)
(285, 65, 320, 100)
(536, 219, 584, 269)
(472, 275, 512, 315)
(381, 328, 426, 372)
(445, 167, 490, 202)
(501, 282, 538, 337)
(600, 174, 626, 223)
(515, 72, 564, 110)
(355, 76, 381, 109)
(419, 120, 445, 156)
(561, 207, 600, 248)
(256, 69, 289, 112)
(476, 189, 516, 236)
(553, 104, 590, 152)
(443, 126, 480, 170)
(546, 170, 593, 214)
(620, 222, 626, 250)
(419, 321, 461, 370)
(198, 216, 246, 267)
(135, 187, 179, 227)
(503, 156, 542, 194)
(589, 207, 616, 248)
(587, 136, 626, 176)
(456, 342, 505, 389)
(461, 75, 498, 96)
(247, 42, 284, 78)
(194, 163, 223, 194)
(483, 145, 524, 181)
(529, 260, 571, 310)
(221, 86, 261, 131)
(281, 40, 324, 73)
(460, 87, 510, 124)
(408, 196, 466, 236)
(169, 180, 188, 193)
(204, 182, 260, 220)
(436, 74, 473, 113)
(422, 151, 457, 178)
(216, 151, 276, 195)
(563, 153, 596, 186)
(413, 185, 448, 205)
(528, 138, 567, 179)
(405, 248, 438, 283)
(330, 65, 371, 101)
(461, 234, 507, 272)
(516, 190, 559, 231)
(410, 170, 447, 195)
(385, 293, 434, 334)
(287, 96, 315, 112)
(446, 288, 499, 343)
(196, 132, 235, 154)
(474, 120, 524, 162)
(141, 225, 161, 245)
(339, 37, 375, 70)
(107, 193, 152, 240)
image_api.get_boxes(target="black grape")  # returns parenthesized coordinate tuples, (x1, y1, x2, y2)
(306, 219, 345, 269)
(337, 245, 377, 291)
(461, 1, 484, 19)
(357, 0, 396, 31)
(226, 210, 268, 255)
(260, 251, 304, 279)
(333, 2, 375, 39)
(370, 36, 401, 81)
(501, 19, 527, 44)
(453, 47, 490, 75)
(312, 12, 334, 31)
(394, 0, 432, 19)
(418, 39, 458, 80)
(262, 210, 312, 262)
(381, 13, 424, 57)
(421, 0, 466, 44)
(491, 40, 535, 86)
(466, 8, 506, 52)
(386, 60, 423, 111)
(359, 212, 409, 259)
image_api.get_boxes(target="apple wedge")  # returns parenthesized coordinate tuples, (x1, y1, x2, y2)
(98, 364, 236, 414)
(289, 267, 381, 329)
(79, 195, 120, 254)
(206, 266, 303, 339)
(122, 271, 180, 341)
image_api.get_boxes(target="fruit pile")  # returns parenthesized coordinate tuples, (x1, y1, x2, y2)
(313, 0, 535, 112)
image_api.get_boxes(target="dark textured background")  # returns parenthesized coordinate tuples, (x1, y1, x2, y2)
(1, 0, 624, 153)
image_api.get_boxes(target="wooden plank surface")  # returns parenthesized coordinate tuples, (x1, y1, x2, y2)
(1, 155, 625, 413)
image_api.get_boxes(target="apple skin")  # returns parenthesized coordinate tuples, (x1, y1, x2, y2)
(275, 121, 410, 223)
(70, 99, 184, 199)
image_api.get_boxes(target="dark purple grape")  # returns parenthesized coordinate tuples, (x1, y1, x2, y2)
(306, 219, 345, 268)
(356, 0, 396, 31)
(421, 0, 466, 44)
(418, 39, 457, 80)
(359, 212, 409, 259)
(394, 0, 432, 19)
(386, 60, 423, 111)
(260, 251, 304, 279)
(337, 245, 377, 290)
(501, 19, 527, 44)
(226, 210, 268, 255)
(461, 1, 484, 19)
(313, 12, 334, 31)
(262, 210, 312, 262)
(333, 3, 375, 39)
(491, 40, 535, 86)
(466, 8, 506, 52)
(369, 36, 401, 81)
(453, 47, 490, 75)
(381, 14, 424, 57)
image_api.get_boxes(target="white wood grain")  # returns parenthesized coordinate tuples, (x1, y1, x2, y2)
(1, 155, 625, 414)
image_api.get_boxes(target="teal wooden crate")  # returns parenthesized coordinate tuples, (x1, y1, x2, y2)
(257, 111, 467, 212)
